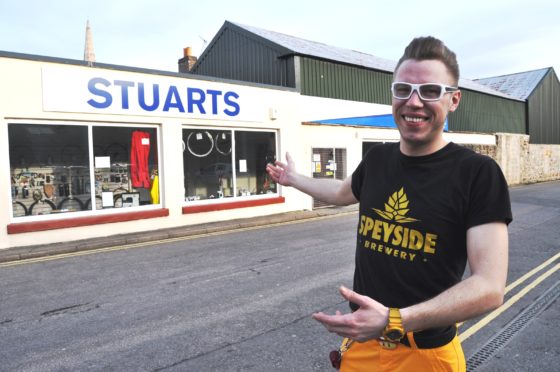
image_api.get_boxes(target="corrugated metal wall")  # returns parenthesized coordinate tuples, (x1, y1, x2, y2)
(192, 28, 295, 87)
(191, 26, 553, 138)
(527, 70, 560, 144)
(300, 57, 527, 135)
(300, 58, 392, 104)
(448, 90, 526, 134)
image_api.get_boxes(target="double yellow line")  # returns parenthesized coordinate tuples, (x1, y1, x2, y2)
(459, 252, 560, 341)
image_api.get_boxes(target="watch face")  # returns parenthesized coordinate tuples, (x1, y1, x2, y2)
(386, 329, 404, 341)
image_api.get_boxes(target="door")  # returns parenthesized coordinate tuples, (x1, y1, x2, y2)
(311, 148, 347, 208)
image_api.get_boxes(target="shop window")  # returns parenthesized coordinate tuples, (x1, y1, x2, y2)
(8, 123, 160, 219)
(9, 124, 90, 217)
(92, 126, 159, 209)
(183, 128, 276, 202)
(234, 131, 277, 196)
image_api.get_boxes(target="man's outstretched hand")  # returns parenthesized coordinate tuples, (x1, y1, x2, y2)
(312, 286, 389, 343)
(266, 152, 295, 186)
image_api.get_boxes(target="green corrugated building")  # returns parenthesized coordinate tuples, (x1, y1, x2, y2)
(184, 21, 558, 144)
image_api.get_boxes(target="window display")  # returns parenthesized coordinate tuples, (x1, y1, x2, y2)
(234, 131, 277, 196)
(183, 128, 276, 202)
(183, 129, 234, 200)
(8, 123, 160, 219)
(9, 124, 90, 217)
(93, 126, 159, 209)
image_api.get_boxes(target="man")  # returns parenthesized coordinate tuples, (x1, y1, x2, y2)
(266, 36, 512, 371)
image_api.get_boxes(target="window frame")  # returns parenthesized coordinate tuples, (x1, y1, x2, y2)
(181, 125, 279, 207)
(7, 120, 163, 223)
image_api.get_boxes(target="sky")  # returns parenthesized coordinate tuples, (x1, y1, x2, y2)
(0, 0, 558, 80)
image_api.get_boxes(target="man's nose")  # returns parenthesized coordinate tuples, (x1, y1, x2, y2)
(406, 90, 424, 106)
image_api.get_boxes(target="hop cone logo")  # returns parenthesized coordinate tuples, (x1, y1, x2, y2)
(373, 187, 419, 223)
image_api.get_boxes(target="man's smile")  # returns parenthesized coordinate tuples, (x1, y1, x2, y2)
(404, 116, 426, 122)
(402, 114, 430, 125)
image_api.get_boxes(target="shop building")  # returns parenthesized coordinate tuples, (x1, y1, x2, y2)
(1, 52, 297, 249)
(0, 50, 385, 250)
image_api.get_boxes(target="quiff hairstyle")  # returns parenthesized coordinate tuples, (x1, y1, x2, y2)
(394, 36, 460, 85)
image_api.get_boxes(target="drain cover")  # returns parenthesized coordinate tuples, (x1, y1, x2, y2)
(466, 280, 560, 371)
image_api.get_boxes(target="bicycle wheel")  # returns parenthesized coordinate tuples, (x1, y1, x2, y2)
(12, 201, 28, 217)
(113, 194, 123, 208)
(186, 131, 214, 157)
(28, 200, 56, 215)
(83, 196, 102, 211)
(215, 132, 232, 155)
(57, 197, 85, 212)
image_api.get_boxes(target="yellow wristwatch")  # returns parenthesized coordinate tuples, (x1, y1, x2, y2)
(382, 308, 405, 342)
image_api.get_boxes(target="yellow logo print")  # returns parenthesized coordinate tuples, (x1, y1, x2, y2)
(373, 187, 419, 223)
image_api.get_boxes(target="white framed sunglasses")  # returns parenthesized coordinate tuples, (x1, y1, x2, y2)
(391, 82, 459, 101)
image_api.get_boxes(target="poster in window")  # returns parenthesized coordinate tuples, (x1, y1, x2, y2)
(122, 192, 140, 207)
(102, 192, 114, 207)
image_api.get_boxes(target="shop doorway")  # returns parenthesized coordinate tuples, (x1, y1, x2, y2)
(311, 148, 346, 208)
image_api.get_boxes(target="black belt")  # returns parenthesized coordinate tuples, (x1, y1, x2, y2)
(399, 325, 457, 349)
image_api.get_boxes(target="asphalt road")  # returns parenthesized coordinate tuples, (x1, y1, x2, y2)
(0, 181, 559, 371)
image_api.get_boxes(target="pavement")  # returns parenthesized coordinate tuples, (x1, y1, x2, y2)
(0, 204, 359, 263)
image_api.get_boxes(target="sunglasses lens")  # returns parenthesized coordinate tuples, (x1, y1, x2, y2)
(418, 84, 443, 100)
(393, 83, 412, 99)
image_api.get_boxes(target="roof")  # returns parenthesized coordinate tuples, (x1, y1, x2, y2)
(0, 50, 296, 92)
(230, 21, 520, 101)
(230, 21, 397, 73)
(474, 68, 550, 100)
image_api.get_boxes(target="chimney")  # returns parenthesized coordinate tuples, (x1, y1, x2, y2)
(178, 46, 198, 73)
(83, 20, 96, 64)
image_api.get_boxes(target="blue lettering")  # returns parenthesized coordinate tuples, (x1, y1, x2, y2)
(138, 83, 160, 111)
(187, 87, 206, 114)
(206, 89, 222, 115)
(224, 91, 240, 116)
(163, 85, 185, 112)
(114, 80, 135, 109)
(87, 78, 112, 109)
(87, 77, 241, 117)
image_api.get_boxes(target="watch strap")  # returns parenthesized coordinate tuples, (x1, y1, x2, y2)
(383, 307, 405, 341)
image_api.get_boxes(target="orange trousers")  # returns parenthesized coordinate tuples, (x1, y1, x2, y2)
(340, 334, 466, 372)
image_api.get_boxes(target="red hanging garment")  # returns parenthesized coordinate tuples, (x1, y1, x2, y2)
(130, 131, 151, 188)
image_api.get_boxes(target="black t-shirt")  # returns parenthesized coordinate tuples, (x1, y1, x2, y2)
(350, 142, 512, 311)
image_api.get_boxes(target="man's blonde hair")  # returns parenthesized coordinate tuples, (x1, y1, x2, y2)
(395, 36, 460, 85)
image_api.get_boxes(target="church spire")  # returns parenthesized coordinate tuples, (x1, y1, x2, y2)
(84, 20, 96, 64)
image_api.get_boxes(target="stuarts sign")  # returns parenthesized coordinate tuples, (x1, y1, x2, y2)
(42, 66, 266, 121)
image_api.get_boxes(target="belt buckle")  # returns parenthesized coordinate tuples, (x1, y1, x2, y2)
(378, 337, 398, 350)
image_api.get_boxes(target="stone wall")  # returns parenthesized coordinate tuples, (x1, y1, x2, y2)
(464, 133, 560, 185)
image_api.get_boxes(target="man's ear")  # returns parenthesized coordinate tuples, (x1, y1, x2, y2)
(448, 90, 462, 112)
